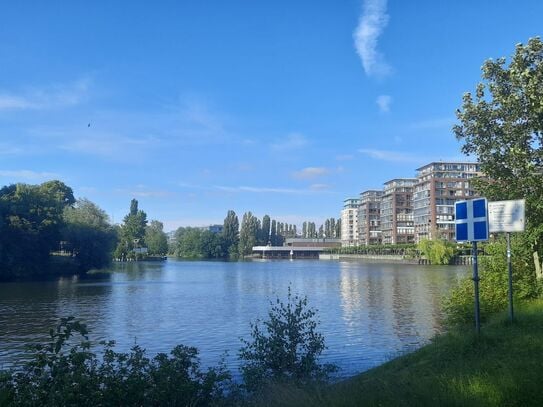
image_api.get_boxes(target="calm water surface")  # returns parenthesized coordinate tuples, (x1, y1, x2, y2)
(0, 259, 467, 377)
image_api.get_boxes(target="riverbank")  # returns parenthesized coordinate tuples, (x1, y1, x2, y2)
(259, 299, 543, 406)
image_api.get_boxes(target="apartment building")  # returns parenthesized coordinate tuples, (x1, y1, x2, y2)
(358, 190, 383, 246)
(413, 162, 481, 242)
(341, 198, 360, 246)
(380, 178, 417, 244)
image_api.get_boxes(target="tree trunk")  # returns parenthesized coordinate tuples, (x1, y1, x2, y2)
(534, 251, 543, 279)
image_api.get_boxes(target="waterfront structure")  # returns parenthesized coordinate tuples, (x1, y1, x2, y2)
(413, 162, 481, 242)
(284, 238, 342, 248)
(380, 179, 417, 244)
(358, 190, 383, 246)
(341, 198, 360, 246)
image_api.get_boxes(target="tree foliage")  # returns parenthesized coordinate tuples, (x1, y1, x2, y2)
(0, 317, 231, 406)
(145, 220, 168, 255)
(172, 227, 226, 259)
(222, 210, 239, 258)
(62, 199, 118, 271)
(114, 199, 148, 260)
(417, 239, 456, 265)
(239, 287, 335, 392)
(444, 238, 542, 326)
(454, 37, 543, 271)
(0, 181, 75, 279)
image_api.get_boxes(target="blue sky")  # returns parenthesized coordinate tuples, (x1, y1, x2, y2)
(1, 0, 542, 231)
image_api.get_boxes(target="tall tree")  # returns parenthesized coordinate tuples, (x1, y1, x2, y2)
(454, 37, 543, 274)
(261, 215, 271, 245)
(115, 199, 148, 260)
(302, 222, 307, 238)
(222, 210, 239, 257)
(239, 211, 259, 256)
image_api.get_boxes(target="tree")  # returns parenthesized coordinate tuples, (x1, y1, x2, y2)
(260, 215, 271, 245)
(417, 239, 456, 265)
(62, 199, 118, 271)
(145, 220, 168, 255)
(114, 199, 148, 260)
(239, 287, 335, 392)
(0, 181, 75, 279)
(454, 37, 543, 275)
(239, 212, 259, 257)
(222, 210, 239, 258)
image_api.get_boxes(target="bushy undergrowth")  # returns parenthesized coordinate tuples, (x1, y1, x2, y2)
(0, 317, 231, 406)
(417, 239, 457, 265)
(1, 288, 334, 406)
(239, 287, 336, 393)
(444, 236, 542, 326)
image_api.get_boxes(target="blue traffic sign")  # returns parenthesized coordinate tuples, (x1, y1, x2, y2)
(455, 198, 489, 242)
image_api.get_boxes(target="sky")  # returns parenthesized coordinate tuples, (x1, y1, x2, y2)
(1, 0, 542, 231)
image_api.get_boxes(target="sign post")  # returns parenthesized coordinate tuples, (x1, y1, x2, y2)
(488, 199, 526, 323)
(455, 198, 489, 334)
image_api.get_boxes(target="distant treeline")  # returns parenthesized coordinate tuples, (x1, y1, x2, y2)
(0, 181, 169, 280)
(0, 180, 340, 278)
(169, 211, 341, 259)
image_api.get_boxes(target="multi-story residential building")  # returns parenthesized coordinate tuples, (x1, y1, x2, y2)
(341, 198, 360, 246)
(413, 162, 481, 242)
(380, 179, 417, 244)
(358, 190, 383, 246)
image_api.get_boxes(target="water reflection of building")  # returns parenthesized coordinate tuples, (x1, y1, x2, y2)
(338, 262, 451, 350)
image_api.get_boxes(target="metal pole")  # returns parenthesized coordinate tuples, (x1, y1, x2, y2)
(472, 241, 481, 334)
(507, 232, 514, 322)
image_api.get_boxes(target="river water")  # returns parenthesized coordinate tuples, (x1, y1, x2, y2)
(0, 259, 467, 377)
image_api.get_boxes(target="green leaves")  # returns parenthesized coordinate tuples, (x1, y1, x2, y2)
(239, 287, 336, 392)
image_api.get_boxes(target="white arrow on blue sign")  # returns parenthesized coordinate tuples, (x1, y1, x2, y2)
(455, 198, 489, 242)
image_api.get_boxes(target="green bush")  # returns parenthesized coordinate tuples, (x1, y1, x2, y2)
(417, 239, 456, 265)
(444, 236, 542, 326)
(239, 287, 336, 392)
(0, 317, 231, 406)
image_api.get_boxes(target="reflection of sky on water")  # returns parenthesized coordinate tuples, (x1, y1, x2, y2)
(0, 260, 467, 377)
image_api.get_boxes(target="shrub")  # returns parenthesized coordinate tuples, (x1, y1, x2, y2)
(0, 317, 231, 406)
(444, 236, 542, 326)
(239, 287, 336, 392)
(417, 239, 456, 265)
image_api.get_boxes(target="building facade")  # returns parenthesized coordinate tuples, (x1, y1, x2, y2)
(380, 179, 417, 244)
(413, 162, 481, 242)
(358, 190, 383, 246)
(341, 198, 360, 246)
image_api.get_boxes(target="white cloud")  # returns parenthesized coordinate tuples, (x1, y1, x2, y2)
(353, 0, 392, 77)
(0, 78, 90, 111)
(270, 133, 308, 151)
(309, 183, 331, 191)
(0, 170, 60, 182)
(376, 94, 392, 113)
(292, 167, 329, 179)
(358, 148, 423, 164)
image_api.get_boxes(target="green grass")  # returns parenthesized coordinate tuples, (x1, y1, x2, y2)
(252, 300, 543, 407)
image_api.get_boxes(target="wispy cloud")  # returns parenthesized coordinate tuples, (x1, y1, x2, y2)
(358, 148, 422, 164)
(376, 94, 392, 113)
(0, 78, 90, 111)
(309, 183, 331, 191)
(353, 0, 392, 78)
(270, 133, 308, 151)
(0, 169, 60, 182)
(292, 167, 329, 180)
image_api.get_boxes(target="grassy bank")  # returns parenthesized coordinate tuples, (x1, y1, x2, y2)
(255, 300, 543, 407)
